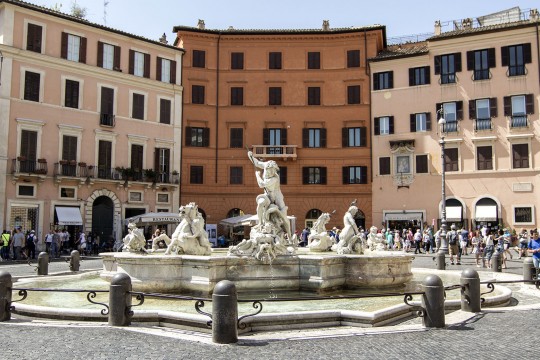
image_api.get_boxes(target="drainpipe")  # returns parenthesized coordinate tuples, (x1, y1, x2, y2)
(365, 30, 373, 184)
(215, 33, 221, 183)
(536, 21, 540, 91)
(179, 48, 185, 204)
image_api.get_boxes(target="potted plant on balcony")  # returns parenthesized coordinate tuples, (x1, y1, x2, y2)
(78, 162, 87, 167)
(59, 159, 68, 165)
(38, 158, 47, 164)
(144, 168, 156, 182)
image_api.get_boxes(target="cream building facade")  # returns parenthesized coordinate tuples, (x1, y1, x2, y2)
(371, 9, 540, 233)
(0, 0, 183, 243)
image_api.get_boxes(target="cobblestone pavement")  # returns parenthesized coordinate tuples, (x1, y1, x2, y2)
(0, 252, 537, 359)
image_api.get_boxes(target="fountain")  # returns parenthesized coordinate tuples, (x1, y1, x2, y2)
(100, 150, 414, 295)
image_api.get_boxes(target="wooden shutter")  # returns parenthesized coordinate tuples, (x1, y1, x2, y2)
(281, 128, 287, 145)
(410, 114, 416, 132)
(360, 166, 367, 184)
(202, 128, 210, 147)
(302, 128, 309, 147)
(302, 167, 309, 184)
(185, 127, 192, 146)
(488, 48, 495, 68)
(501, 46, 508, 66)
(388, 71, 394, 88)
(98, 140, 112, 169)
(360, 127, 366, 146)
(61, 32, 68, 59)
(62, 135, 77, 161)
(263, 129, 269, 145)
(342, 128, 348, 147)
(279, 166, 287, 185)
(389, 116, 394, 134)
(156, 57, 162, 81)
(523, 43, 532, 63)
(374, 117, 380, 135)
(434, 56, 441, 75)
(426, 113, 432, 131)
(27, 23, 42, 52)
(466, 51, 474, 71)
(170, 60, 177, 84)
(163, 149, 170, 174)
(503, 96, 512, 116)
(409, 68, 414, 86)
(490, 98, 497, 118)
(129, 49, 135, 75)
(113, 45, 121, 70)
(131, 144, 143, 170)
(154, 149, 160, 172)
(469, 100, 477, 119)
(21, 130, 37, 160)
(79, 36, 87, 63)
(373, 73, 379, 90)
(425, 67, 431, 84)
(101, 87, 114, 114)
(454, 52, 462, 72)
(456, 101, 463, 120)
(160, 99, 171, 124)
(342, 167, 348, 184)
(525, 94, 534, 114)
(436, 103, 442, 118)
(143, 53, 150, 78)
(320, 167, 327, 184)
(320, 128, 327, 148)
(97, 41, 104, 67)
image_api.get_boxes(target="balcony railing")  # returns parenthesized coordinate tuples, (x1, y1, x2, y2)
(12, 158, 48, 175)
(251, 145, 297, 160)
(507, 65, 527, 77)
(54, 162, 94, 178)
(100, 113, 115, 127)
(442, 121, 459, 133)
(474, 118, 492, 131)
(510, 115, 528, 128)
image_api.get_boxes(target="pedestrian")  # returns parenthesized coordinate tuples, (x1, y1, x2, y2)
(1, 230, 10, 260)
(78, 231, 87, 254)
(301, 227, 309, 247)
(527, 230, 540, 271)
(11, 228, 25, 260)
(518, 229, 529, 259)
(446, 224, 460, 265)
(423, 230, 431, 253)
(51, 229, 61, 258)
(483, 230, 495, 268)
(460, 227, 469, 255)
(45, 229, 54, 254)
(394, 230, 402, 250)
(386, 229, 394, 250)
(413, 229, 423, 254)
(471, 231, 482, 267)
(26, 230, 37, 259)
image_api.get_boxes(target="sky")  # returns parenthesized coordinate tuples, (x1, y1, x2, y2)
(34, 1, 540, 43)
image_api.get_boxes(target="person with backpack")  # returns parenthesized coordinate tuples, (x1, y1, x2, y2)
(446, 224, 460, 265)
(26, 230, 37, 259)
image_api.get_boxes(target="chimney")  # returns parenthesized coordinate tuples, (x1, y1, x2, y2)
(322, 20, 330, 31)
(530, 9, 539, 21)
(461, 18, 473, 29)
(434, 20, 441, 35)
(197, 19, 205, 29)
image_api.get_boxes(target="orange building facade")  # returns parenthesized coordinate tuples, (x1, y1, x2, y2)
(174, 22, 386, 233)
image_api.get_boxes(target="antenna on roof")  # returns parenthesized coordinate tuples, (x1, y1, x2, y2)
(103, 0, 110, 25)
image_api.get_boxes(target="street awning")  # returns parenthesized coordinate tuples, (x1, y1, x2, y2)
(475, 206, 497, 221)
(55, 207, 83, 226)
(446, 206, 462, 221)
(384, 212, 423, 221)
(124, 212, 181, 226)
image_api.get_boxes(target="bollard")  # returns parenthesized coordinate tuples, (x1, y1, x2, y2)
(108, 273, 132, 326)
(421, 274, 445, 328)
(491, 252, 502, 272)
(460, 268, 481, 312)
(212, 280, 238, 344)
(70, 250, 80, 271)
(37, 252, 49, 275)
(523, 257, 536, 281)
(434, 250, 446, 271)
(0, 271, 12, 321)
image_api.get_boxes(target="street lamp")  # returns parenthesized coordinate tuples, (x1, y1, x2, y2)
(438, 106, 448, 254)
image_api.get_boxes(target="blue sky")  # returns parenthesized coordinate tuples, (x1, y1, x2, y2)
(36, 1, 539, 42)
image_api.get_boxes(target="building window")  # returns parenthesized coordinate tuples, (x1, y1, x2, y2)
(504, 94, 534, 128)
(347, 85, 361, 104)
(379, 157, 391, 175)
(24, 71, 40, 102)
(19, 129, 37, 172)
(410, 113, 431, 132)
(269, 87, 282, 106)
(470, 98, 496, 131)
(193, 50, 205, 68)
(130, 50, 147, 77)
(159, 99, 171, 124)
(129, 191, 143, 202)
(192, 85, 205, 104)
(230, 128, 243, 148)
(303, 128, 326, 148)
(409, 66, 430, 86)
(374, 116, 394, 135)
(62, 135, 77, 175)
(308, 52, 320, 69)
(190, 165, 203, 184)
(231, 87, 244, 106)
(98, 42, 120, 70)
(17, 185, 35, 197)
(307, 87, 320, 105)
(97, 140, 112, 179)
(132, 93, 145, 120)
(230, 166, 243, 185)
(185, 127, 209, 147)
(269, 52, 282, 69)
(343, 127, 366, 147)
(502, 43, 531, 76)
(154, 148, 170, 183)
(437, 101, 463, 133)
(373, 71, 393, 90)
(26, 23, 43, 53)
(435, 53, 461, 84)
(100, 87, 115, 126)
(347, 50, 360, 68)
(477, 146, 493, 170)
(231, 52, 244, 70)
(61, 32, 86, 63)
(263, 128, 286, 154)
(279, 166, 287, 185)
(512, 143, 529, 169)
(157, 194, 169, 203)
(303, 167, 327, 185)
(514, 206, 533, 225)
(60, 187, 76, 199)
(64, 79, 79, 109)
(467, 48, 495, 81)
(157, 57, 176, 83)
(130, 144, 143, 179)
(343, 166, 367, 184)
(416, 154, 428, 174)
(445, 148, 459, 172)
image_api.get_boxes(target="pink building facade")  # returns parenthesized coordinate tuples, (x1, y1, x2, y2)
(0, 0, 183, 243)
(370, 10, 540, 233)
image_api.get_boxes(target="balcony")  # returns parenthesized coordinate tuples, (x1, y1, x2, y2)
(510, 115, 528, 129)
(12, 157, 48, 182)
(251, 145, 297, 160)
(442, 121, 459, 134)
(474, 118, 492, 131)
(100, 113, 115, 127)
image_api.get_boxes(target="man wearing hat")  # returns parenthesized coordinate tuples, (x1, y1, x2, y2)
(26, 230, 37, 259)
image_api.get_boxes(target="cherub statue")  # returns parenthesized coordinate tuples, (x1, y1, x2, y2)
(123, 222, 147, 253)
(307, 211, 335, 252)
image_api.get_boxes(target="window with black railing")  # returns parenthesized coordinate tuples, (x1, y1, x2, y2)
(502, 43, 531, 77)
(443, 121, 458, 133)
(511, 114, 528, 128)
(435, 53, 461, 85)
(467, 48, 495, 81)
(474, 118, 492, 131)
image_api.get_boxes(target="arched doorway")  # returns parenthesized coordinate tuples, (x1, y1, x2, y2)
(474, 197, 499, 230)
(92, 196, 114, 246)
(305, 209, 322, 229)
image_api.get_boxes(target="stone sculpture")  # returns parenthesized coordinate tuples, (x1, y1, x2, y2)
(122, 223, 147, 253)
(333, 201, 364, 255)
(163, 202, 212, 256)
(307, 212, 335, 252)
(228, 151, 297, 262)
(366, 226, 386, 251)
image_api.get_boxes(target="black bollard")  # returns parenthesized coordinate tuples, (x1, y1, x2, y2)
(108, 273, 132, 326)
(0, 271, 12, 321)
(421, 274, 445, 328)
(212, 280, 238, 344)
(37, 252, 49, 275)
(460, 268, 481, 312)
(70, 250, 80, 271)
(434, 250, 446, 271)
(491, 252, 502, 272)
(523, 257, 535, 281)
